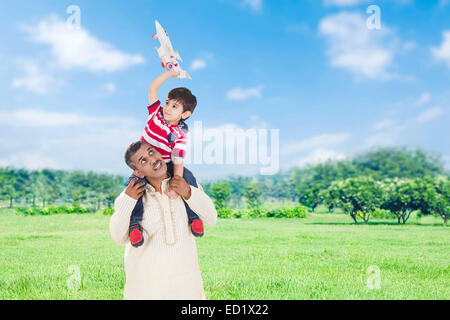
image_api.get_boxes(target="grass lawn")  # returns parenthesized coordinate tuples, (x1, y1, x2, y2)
(0, 208, 448, 299)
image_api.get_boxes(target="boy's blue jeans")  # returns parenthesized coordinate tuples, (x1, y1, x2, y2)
(127, 162, 200, 223)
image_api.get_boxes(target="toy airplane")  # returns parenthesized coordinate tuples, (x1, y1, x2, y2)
(153, 20, 191, 80)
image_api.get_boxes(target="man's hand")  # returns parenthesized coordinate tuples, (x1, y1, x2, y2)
(166, 175, 191, 200)
(125, 178, 145, 200)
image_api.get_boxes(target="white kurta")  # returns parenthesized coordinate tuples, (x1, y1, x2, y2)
(110, 178, 217, 300)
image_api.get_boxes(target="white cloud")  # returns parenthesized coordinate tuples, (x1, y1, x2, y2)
(412, 92, 431, 108)
(0, 109, 86, 127)
(23, 15, 144, 72)
(0, 110, 280, 177)
(365, 96, 445, 147)
(372, 119, 395, 131)
(295, 148, 346, 167)
(364, 124, 407, 147)
(11, 60, 54, 94)
(226, 85, 264, 101)
(416, 107, 444, 124)
(0, 108, 141, 174)
(103, 82, 116, 93)
(324, 0, 369, 6)
(249, 114, 269, 129)
(282, 133, 351, 156)
(242, 0, 262, 13)
(190, 59, 207, 71)
(0, 108, 142, 129)
(324, 0, 412, 6)
(439, 0, 449, 7)
(0, 108, 137, 128)
(318, 11, 394, 79)
(431, 30, 450, 68)
(1, 153, 62, 171)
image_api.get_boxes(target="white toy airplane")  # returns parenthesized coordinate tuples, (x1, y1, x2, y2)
(153, 20, 191, 80)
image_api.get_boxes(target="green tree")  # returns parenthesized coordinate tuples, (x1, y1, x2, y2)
(432, 177, 450, 226)
(228, 176, 252, 207)
(242, 182, 263, 209)
(381, 178, 421, 224)
(209, 181, 232, 209)
(291, 161, 353, 212)
(323, 177, 384, 224)
(352, 147, 444, 179)
(71, 189, 83, 207)
(28, 171, 45, 207)
(105, 191, 117, 209)
(0, 170, 17, 208)
(417, 176, 450, 226)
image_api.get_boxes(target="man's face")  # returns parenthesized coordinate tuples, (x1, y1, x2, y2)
(131, 144, 167, 180)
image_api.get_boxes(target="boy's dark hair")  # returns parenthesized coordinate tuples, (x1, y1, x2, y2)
(168, 87, 197, 115)
(125, 140, 148, 170)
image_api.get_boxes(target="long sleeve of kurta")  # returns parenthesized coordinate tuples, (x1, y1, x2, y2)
(184, 185, 217, 227)
(109, 178, 217, 300)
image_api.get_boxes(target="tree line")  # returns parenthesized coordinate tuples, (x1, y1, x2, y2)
(1, 147, 448, 224)
(202, 147, 449, 224)
(0, 168, 123, 210)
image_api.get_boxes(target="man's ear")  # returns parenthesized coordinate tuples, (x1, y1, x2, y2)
(133, 169, 145, 179)
(181, 110, 192, 120)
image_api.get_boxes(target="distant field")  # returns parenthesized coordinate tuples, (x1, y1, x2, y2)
(0, 208, 448, 299)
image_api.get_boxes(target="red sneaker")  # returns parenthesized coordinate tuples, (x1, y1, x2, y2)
(191, 220, 204, 237)
(129, 222, 144, 247)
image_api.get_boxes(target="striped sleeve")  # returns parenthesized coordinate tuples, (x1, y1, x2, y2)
(172, 129, 187, 160)
(147, 100, 161, 116)
(172, 141, 186, 159)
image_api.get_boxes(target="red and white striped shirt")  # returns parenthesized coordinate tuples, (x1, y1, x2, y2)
(140, 100, 188, 163)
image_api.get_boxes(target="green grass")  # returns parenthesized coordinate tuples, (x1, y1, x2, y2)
(0, 208, 448, 299)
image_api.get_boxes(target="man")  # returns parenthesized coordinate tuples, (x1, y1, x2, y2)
(110, 140, 217, 300)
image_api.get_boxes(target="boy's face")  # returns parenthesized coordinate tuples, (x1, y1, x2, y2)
(163, 99, 192, 124)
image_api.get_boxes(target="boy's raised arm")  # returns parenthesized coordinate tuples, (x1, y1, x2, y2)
(149, 69, 180, 104)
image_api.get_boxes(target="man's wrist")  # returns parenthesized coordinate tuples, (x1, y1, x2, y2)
(182, 186, 192, 200)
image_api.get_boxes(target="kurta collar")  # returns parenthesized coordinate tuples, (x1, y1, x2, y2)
(144, 174, 172, 194)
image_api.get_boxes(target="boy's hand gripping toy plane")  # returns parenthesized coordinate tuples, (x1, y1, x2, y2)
(153, 20, 192, 80)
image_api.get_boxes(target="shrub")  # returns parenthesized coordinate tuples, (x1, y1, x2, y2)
(371, 208, 395, 220)
(46, 205, 71, 214)
(240, 209, 251, 219)
(16, 205, 91, 215)
(217, 207, 233, 219)
(247, 207, 267, 218)
(265, 205, 307, 218)
(290, 205, 308, 218)
(233, 211, 242, 219)
(102, 208, 115, 216)
(22, 207, 43, 215)
(70, 205, 89, 214)
(16, 207, 38, 216)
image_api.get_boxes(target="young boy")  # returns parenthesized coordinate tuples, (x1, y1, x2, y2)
(127, 69, 204, 247)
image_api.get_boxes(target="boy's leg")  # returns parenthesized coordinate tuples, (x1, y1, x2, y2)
(167, 163, 204, 237)
(126, 174, 147, 247)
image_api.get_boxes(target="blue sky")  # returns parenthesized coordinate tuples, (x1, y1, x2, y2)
(0, 0, 449, 180)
